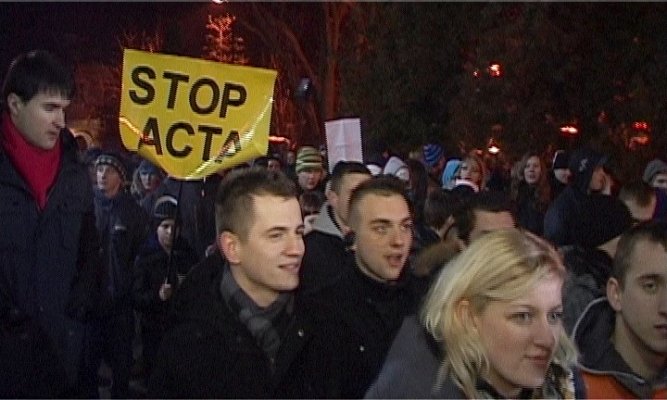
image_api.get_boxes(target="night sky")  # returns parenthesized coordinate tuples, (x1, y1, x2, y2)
(0, 2, 210, 73)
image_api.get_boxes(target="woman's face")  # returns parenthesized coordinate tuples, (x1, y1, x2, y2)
(523, 156, 542, 185)
(472, 272, 564, 398)
(460, 160, 482, 186)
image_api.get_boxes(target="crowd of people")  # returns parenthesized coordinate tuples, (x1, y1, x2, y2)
(3, 49, 667, 399)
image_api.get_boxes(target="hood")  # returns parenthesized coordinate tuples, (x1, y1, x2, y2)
(568, 147, 607, 193)
(310, 203, 343, 238)
(572, 297, 666, 398)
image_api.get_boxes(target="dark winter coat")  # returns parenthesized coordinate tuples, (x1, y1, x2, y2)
(299, 204, 353, 295)
(543, 186, 589, 247)
(94, 189, 148, 316)
(300, 259, 420, 398)
(514, 182, 548, 236)
(560, 245, 613, 334)
(148, 252, 316, 398)
(132, 234, 198, 332)
(0, 128, 102, 397)
(573, 297, 667, 398)
(365, 315, 442, 399)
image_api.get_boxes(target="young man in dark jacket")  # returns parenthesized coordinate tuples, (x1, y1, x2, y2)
(149, 167, 314, 398)
(299, 160, 370, 294)
(0, 50, 102, 397)
(91, 152, 148, 398)
(572, 221, 667, 398)
(300, 176, 420, 398)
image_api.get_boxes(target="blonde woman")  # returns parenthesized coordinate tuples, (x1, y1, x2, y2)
(421, 229, 582, 398)
(458, 154, 487, 191)
(365, 229, 583, 398)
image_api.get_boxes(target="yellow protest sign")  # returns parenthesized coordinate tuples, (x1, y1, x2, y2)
(119, 49, 277, 179)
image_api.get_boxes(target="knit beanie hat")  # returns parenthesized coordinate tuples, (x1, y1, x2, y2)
(552, 150, 569, 170)
(152, 195, 178, 221)
(575, 194, 632, 248)
(295, 146, 323, 174)
(95, 153, 127, 183)
(643, 159, 667, 185)
(442, 159, 462, 189)
(423, 144, 444, 168)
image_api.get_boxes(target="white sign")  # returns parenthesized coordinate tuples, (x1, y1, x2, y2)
(324, 118, 363, 173)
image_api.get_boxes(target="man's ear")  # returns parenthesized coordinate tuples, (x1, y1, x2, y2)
(6, 93, 23, 116)
(344, 230, 356, 249)
(607, 277, 623, 312)
(218, 232, 241, 264)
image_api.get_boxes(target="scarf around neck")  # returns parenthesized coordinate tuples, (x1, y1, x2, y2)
(1, 112, 61, 210)
(220, 264, 294, 364)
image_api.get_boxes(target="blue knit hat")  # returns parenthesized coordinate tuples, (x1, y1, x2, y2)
(423, 143, 444, 168)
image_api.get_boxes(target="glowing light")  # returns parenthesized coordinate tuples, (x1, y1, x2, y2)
(269, 136, 291, 145)
(473, 69, 481, 78)
(632, 121, 650, 131)
(560, 125, 579, 136)
(488, 145, 500, 154)
(488, 62, 502, 77)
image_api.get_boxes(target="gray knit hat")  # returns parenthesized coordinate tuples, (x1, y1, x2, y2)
(643, 159, 667, 184)
(95, 153, 127, 183)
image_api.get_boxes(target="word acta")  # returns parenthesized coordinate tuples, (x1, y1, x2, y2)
(129, 66, 245, 161)
(138, 118, 241, 163)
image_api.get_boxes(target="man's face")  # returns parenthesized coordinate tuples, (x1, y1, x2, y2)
(230, 195, 305, 306)
(328, 173, 370, 226)
(469, 210, 515, 243)
(96, 164, 123, 198)
(652, 173, 667, 192)
(608, 239, 667, 364)
(553, 168, 570, 185)
(157, 219, 176, 251)
(8, 91, 70, 150)
(298, 167, 323, 191)
(352, 193, 413, 283)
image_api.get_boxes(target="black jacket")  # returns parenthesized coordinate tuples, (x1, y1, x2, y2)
(132, 235, 198, 332)
(300, 260, 420, 398)
(148, 252, 316, 398)
(299, 204, 352, 295)
(560, 245, 613, 334)
(0, 128, 102, 397)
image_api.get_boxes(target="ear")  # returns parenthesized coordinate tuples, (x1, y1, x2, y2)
(607, 277, 623, 312)
(344, 230, 356, 250)
(326, 188, 338, 209)
(456, 299, 478, 333)
(6, 93, 23, 116)
(218, 232, 241, 265)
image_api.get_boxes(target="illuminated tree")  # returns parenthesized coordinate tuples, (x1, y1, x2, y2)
(203, 13, 249, 65)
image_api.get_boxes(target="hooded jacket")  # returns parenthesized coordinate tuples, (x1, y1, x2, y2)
(560, 245, 613, 334)
(544, 148, 607, 247)
(299, 203, 353, 295)
(572, 297, 667, 398)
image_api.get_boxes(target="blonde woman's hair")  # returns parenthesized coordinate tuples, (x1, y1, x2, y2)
(421, 228, 577, 398)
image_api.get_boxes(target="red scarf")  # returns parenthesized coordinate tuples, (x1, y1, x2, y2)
(1, 112, 61, 210)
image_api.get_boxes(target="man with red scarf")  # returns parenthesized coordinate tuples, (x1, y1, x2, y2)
(0, 50, 101, 397)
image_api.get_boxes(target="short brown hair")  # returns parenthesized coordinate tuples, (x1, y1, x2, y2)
(215, 167, 297, 240)
(613, 221, 667, 286)
(348, 176, 411, 228)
